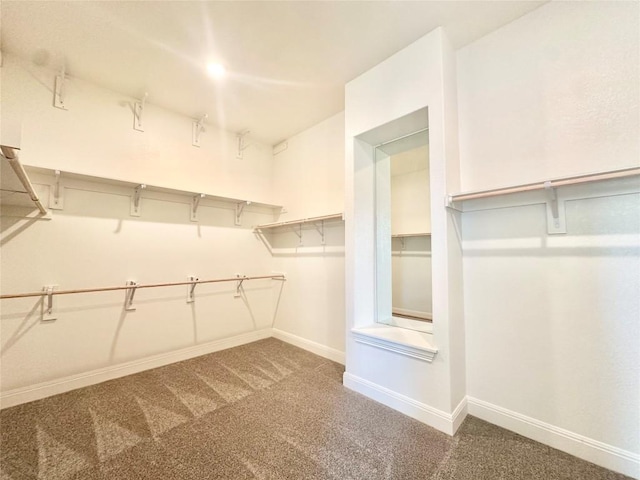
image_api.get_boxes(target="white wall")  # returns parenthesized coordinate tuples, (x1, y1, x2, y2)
(0, 54, 280, 405)
(269, 113, 346, 361)
(457, 1, 639, 476)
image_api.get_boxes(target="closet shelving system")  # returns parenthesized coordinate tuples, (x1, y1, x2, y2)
(446, 165, 640, 234)
(391, 232, 431, 251)
(0, 144, 287, 315)
(0, 145, 48, 217)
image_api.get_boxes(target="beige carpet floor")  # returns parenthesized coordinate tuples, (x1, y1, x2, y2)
(0, 338, 631, 479)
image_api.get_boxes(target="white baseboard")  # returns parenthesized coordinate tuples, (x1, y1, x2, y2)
(271, 328, 345, 365)
(343, 372, 467, 436)
(467, 396, 640, 479)
(0, 328, 272, 410)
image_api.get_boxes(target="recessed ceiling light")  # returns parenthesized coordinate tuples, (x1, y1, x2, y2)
(207, 63, 226, 79)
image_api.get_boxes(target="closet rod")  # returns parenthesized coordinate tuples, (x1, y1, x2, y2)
(1, 146, 48, 215)
(0, 274, 286, 300)
(449, 166, 640, 203)
(254, 213, 343, 230)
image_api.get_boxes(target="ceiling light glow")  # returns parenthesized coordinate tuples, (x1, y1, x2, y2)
(207, 63, 226, 79)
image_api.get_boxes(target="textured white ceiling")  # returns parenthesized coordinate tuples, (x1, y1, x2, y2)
(1, 1, 545, 145)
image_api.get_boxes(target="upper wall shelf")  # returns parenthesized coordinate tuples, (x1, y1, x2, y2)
(446, 165, 640, 235)
(0, 145, 49, 217)
(254, 213, 344, 231)
(19, 164, 283, 224)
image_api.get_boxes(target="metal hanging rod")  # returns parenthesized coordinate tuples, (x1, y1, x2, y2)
(375, 127, 429, 149)
(254, 213, 343, 230)
(448, 166, 640, 203)
(0, 274, 286, 300)
(1, 145, 48, 215)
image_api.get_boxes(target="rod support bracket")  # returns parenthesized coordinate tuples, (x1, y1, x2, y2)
(235, 274, 247, 298)
(125, 281, 138, 311)
(186, 276, 198, 303)
(42, 285, 57, 321)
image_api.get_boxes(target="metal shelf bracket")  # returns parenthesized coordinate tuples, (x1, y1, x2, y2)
(235, 201, 251, 226)
(49, 170, 64, 210)
(54, 66, 68, 110)
(236, 130, 251, 159)
(192, 114, 207, 147)
(312, 220, 326, 245)
(133, 93, 148, 132)
(130, 184, 146, 217)
(191, 193, 205, 222)
(544, 181, 566, 234)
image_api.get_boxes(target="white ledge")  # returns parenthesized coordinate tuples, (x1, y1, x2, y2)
(351, 324, 438, 362)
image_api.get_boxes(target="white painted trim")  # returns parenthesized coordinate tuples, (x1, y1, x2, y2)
(343, 372, 458, 435)
(392, 308, 432, 320)
(272, 328, 345, 365)
(467, 396, 640, 479)
(351, 325, 437, 362)
(451, 396, 468, 434)
(0, 328, 272, 409)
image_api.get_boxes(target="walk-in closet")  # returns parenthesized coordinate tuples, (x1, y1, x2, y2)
(1, 1, 638, 479)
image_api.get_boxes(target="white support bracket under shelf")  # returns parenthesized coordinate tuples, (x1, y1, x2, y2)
(48, 170, 64, 210)
(133, 93, 148, 132)
(236, 130, 250, 159)
(235, 201, 251, 226)
(53, 66, 68, 110)
(191, 193, 205, 222)
(544, 181, 566, 234)
(192, 114, 207, 147)
(312, 220, 326, 245)
(130, 184, 145, 217)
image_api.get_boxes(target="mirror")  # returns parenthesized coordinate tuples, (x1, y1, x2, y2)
(375, 129, 432, 333)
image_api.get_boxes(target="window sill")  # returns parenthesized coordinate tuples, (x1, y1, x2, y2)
(351, 324, 438, 363)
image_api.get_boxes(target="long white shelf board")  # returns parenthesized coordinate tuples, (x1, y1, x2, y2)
(25, 165, 283, 211)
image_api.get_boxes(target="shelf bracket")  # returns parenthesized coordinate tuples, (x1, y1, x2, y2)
(186, 276, 198, 303)
(133, 93, 148, 132)
(125, 281, 138, 311)
(192, 114, 208, 147)
(235, 201, 251, 226)
(544, 181, 566, 235)
(288, 223, 304, 247)
(191, 193, 205, 222)
(130, 184, 146, 217)
(42, 285, 57, 321)
(313, 220, 326, 245)
(48, 170, 65, 210)
(236, 130, 251, 159)
(400, 237, 406, 251)
(235, 274, 246, 298)
(54, 65, 68, 110)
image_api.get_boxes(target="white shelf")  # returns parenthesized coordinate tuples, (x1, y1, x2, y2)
(254, 213, 343, 230)
(351, 324, 437, 363)
(391, 232, 431, 238)
(25, 165, 283, 212)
